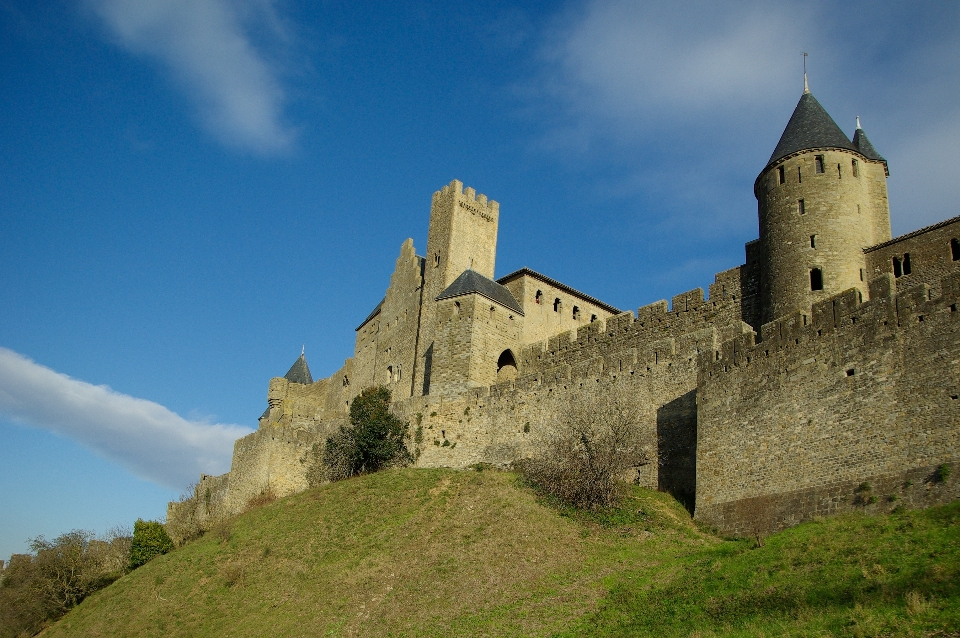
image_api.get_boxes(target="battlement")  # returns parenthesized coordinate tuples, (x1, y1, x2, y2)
(703, 271, 960, 378)
(433, 179, 500, 215)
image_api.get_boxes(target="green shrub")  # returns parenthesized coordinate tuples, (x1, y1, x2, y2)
(129, 520, 174, 570)
(933, 464, 951, 483)
(322, 386, 411, 480)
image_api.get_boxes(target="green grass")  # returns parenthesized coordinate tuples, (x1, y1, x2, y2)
(42, 469, 960, 637)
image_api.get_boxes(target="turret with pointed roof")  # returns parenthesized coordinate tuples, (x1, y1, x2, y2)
(754, 84, 891, 323)
(852, 117, 888, 174)
(284, 351, 313, 385)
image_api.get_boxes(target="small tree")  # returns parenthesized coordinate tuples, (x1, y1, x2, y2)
(29, 530, 105, 615)
(521, 381, 651, 509)
(129, 519, 174, 570)
(323, 386, 411, 480)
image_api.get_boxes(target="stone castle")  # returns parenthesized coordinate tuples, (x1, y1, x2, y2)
(171, 83, 960, 536)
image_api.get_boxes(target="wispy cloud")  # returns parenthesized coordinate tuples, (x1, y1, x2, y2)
(89, 0, 294, 153)
(529, 1, 960, 236)
(0, 347, 251, 489)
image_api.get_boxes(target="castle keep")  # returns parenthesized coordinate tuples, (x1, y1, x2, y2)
(172, 85, 960, 536)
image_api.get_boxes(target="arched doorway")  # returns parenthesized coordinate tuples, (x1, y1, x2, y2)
(496, 349, 518, 382)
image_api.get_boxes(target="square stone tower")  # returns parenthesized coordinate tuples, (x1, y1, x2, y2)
(412, 180, 501, 396)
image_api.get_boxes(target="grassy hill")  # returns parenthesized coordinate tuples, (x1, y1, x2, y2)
(42, 468, 960, 637)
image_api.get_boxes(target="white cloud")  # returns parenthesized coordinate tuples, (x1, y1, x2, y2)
(529, 1, 960, 238)
(0, 347, 252, 490)
(89, 0, 294, 153)
(542, 2, 811, 134)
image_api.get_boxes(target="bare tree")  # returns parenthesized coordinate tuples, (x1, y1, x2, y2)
(521, 381, 652, 509)
(165, 481, 203, 546)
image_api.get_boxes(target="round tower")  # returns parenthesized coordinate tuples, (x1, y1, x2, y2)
(755, 85, 890, 323)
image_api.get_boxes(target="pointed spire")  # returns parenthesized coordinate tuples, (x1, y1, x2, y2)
(766, 91, 858, 167)
(852, 119, 885, 163)
(284, 351, 313, 385)
(802, 52, 809, 94)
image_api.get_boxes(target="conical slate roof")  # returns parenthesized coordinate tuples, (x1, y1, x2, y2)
(284, 352, 313, 385)
(437, 269, 524, 315)
(852, 126, 885, 162)
(767, 92, 858, 167)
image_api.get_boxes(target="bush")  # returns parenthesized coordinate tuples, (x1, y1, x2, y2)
(520, 382, 651, 510)
(129, 520, 174, 570)
(322, 386, 411, 481)
(933, 463, 951, 483)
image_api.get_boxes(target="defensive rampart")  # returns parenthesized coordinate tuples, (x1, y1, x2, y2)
(696, 272, 960, 535)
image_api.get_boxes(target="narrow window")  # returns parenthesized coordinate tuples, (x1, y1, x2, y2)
(454, 300, 460, 315)
(837, 163, 842, 178)
(343, 375, 349, 387)
(387, 365, 393, 381)
(590, 314, 597, 322)
(893, 257, 903, 278)
(777, 165, 785, 184)
(903, 253, 912, 275)
(852, 159, 859, 177)
(798, 199, 806, 215)
(810, 234, 817, 248)
(815, 155, 825, 173)
(798, 166, 802, 183)
(810, 268, 823, 291)
(397, 365, 402, 381)
(434, 253, 440, 268)
(535, 290, 542, 304)
(553, 298, 561, 312)
(952, 238, 960, 261)
(572, 305, 581, 320)
(859, 268, 864, 281)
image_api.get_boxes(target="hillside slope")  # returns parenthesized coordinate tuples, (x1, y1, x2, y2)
(43, 469, 960, 637)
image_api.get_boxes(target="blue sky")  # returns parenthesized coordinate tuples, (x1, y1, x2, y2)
(2, 1, 959, 559)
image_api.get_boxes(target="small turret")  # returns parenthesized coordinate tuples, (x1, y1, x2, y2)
(284, 350, 313, 385)
(755, 87, 891, 323)
(852, 117, 888, 169)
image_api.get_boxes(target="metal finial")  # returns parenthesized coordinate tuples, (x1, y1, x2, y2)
(802, 52, 809, 94)
(856, 116, 862, 130)
(301, 344, 305, 356)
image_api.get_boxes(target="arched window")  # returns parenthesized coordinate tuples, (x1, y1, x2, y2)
(497, 349, 518, 382)
(553, 298, 561, 312)
(387, 365, 394, 382)
(535, 290, 542, 304)
(952, 238, 960, 261)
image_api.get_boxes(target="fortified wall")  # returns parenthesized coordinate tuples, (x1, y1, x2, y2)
(170, 83, 959, 536)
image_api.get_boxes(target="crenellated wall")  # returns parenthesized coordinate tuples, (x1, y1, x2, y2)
(696, 272, 960, 535)
(169, 171, 960, 541)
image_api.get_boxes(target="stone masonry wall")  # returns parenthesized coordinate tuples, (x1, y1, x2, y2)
(500, 274, 617, 345)
(696, 271, 960, 535)
(350, 238, 425, 399)
(756, 149, 890, 324)
(865, 216, 960, 301)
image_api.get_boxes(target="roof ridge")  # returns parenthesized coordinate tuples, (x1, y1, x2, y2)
(496, 267, 621, 314)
